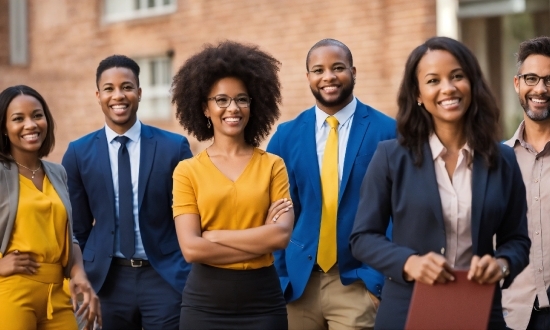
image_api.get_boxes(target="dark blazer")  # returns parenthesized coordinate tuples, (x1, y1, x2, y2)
(267, 100, 396, 302)
(350, 139, 530, 329)
(62, 123, 193, 294)
(0, 160, 76, 278)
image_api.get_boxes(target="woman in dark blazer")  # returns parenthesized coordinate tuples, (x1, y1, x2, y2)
(350, 37, 530, 329)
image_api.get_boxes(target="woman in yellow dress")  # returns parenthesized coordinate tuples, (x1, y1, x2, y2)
(171, 41, 294, 329)
(0, 85, 102, 330)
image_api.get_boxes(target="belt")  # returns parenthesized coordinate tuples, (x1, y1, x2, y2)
(533, 297, 550, 313)
(113, 258, 151, 268)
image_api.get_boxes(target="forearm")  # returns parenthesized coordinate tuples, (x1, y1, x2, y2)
(180, 236, 261, 264)
(70, 244, 88, 279)
(204, 213, 293, 254)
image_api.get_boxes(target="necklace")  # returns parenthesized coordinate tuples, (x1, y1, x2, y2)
(14, 160, 42, 179)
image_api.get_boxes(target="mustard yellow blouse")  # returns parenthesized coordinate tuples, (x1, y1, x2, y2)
(173, 148, 291, 270)
(6, 175, 69, 266)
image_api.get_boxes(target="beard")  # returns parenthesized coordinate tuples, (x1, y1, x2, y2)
(311, 80, 355, 110)
(519, 95, 550, 121)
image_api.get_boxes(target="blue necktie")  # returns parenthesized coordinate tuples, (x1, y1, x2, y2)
(114, 136, 135, 259)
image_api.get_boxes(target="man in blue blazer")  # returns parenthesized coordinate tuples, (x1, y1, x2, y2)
(62, 55, 192, 330)
(267, 39, 396, 329)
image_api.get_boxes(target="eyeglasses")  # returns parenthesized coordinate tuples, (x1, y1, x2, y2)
(517, 74, 550, 87)
(207, 95, 252, 108)
(308, 65, 352, 76)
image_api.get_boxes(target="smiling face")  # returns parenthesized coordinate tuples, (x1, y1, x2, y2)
(416, 50, 472, 129)
(514, 54, 550, 122)
(204, 77, 250, 141)
(96, 67, 141, 134)
(5, 94, 48, 157)
(307, 45, 356, 115)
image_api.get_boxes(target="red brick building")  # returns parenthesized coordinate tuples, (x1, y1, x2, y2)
(1, 0, 549, 161)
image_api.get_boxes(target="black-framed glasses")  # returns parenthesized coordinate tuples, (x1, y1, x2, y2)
(207, 94, 252, 108)
(517, 74, 550, 87)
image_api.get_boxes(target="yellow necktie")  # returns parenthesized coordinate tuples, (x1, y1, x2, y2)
(317, 116, 339, 272)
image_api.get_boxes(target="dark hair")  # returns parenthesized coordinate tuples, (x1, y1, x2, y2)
(96, 54, 140, 88)
(306, 39, 353, 70)
(0, 85, 56, 164)
(172, 40, 281, 147)
(517, 36, 550, 68)
(397, 36, 500, 168)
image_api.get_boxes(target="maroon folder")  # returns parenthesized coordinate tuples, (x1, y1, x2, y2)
(405, 270, 496, 330)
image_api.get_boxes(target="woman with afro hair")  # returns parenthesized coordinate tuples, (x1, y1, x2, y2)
(171, 40, 294, 330)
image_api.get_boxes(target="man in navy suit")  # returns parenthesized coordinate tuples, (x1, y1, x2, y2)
(62, 55, 192, 330)
(267, 39, 396, 329)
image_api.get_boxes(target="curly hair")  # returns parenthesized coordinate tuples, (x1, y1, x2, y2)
(0, 85, 56, 165)
(397, 36, 501, 168)
(171, 40, 281, 147)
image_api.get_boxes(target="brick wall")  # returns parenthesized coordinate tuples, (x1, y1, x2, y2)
(0, 0, 436, 161)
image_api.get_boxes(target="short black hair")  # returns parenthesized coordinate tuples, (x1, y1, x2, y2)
(306, 39, 353, 70)
(397, 36, 500, 168)
(96, 54, 140, 88)
(0, 85, 56, 164)
(172, 40, 282, 147)
(517, 36, 550, 69)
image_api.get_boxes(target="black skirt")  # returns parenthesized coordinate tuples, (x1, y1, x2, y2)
(180, 263, 288, 330)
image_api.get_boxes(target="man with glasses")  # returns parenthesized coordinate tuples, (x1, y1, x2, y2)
(267, 39, 395, 329)
(502, 36, 550, 330)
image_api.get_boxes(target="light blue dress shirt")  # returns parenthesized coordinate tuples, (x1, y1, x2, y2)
(315, 96, 357, 187)
(104, 120, 147, 259)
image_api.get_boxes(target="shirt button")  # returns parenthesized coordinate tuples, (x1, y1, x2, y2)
(536, 231, 540, 235)
(539, 268, 543, 272)
(535, 197, 539, 201)
(441, 247, 445, 254)
(535, 178, 539, 183)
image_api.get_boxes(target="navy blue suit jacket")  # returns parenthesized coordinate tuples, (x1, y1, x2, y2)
(62, 123, 192, 294)
(350, 140, 530, 329)
(267, 100, 396, 302)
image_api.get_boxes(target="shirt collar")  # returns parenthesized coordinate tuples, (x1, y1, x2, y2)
(105, 120, 141, 143)
(315, 96, 357, 130)
(429, 132, 472, 161)
(504, 121, 525, 148)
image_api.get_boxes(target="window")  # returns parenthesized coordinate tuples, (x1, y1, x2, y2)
(104, 0, 176, 23)
(9, 0, 28, 65)
(136, 57, 173, 120)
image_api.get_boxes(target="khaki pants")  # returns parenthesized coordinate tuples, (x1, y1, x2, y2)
(287, 266, 379, 330)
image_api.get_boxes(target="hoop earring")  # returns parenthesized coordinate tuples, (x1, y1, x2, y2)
(206, 118, 212, 129)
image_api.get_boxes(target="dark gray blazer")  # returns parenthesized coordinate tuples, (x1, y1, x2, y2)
(0, 160, 76, 278)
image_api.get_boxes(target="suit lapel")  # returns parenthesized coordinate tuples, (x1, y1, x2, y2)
(302, 108, 322, 202)
(420, 142, 446, 229)
(339, 102, 369, 201)
(97, 129, 116, 208)
(470, 153, 488, 254)
(138, 124, 155, 208)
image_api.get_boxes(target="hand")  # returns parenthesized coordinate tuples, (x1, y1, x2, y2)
(403, 252, 455, 285)
(467, 255, 504, 284)
(265, 198, 293, 225)
(0, 250, 40, 276)
(70, 273, 102, 330)
(368, 291, 380, 309)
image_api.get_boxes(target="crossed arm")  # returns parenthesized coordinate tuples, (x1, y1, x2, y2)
(175, 199, 294, 265)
